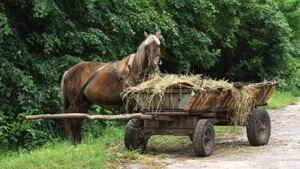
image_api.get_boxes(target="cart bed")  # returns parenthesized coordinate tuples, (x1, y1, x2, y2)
(134, 82, 277, 113)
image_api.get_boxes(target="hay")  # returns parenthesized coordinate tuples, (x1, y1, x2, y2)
(122, 73, 255, 125)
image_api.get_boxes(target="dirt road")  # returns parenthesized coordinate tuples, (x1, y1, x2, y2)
(164, 99, 300, 169)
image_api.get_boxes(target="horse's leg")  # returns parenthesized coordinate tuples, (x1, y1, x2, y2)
(63, 105, 81, 145)
(71, 118, 83, 145)
(72, 98, 91, 144)
(62, 93, 77, 144)
(63, 99, 90, 145)
(64, 106, 88, 145)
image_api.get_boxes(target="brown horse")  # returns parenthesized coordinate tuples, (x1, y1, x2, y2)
(61, 31, 161, 144)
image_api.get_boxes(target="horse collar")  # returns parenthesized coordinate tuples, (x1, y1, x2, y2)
(112, 62, 137, 87)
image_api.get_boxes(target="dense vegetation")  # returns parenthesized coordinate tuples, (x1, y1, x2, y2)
(0, 0, 299, 149)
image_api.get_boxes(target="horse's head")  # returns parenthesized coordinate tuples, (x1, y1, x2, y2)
(143, 31, 161, 71)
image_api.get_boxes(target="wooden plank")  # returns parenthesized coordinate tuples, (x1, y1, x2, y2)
(194, 92, 217, 111)
(217, 90, 231, 108)
(184, 92, 201, 111)
(25, 113, 154, 121)
(143, 111, 188, 115)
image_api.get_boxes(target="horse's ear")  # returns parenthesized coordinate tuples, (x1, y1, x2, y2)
(144, 31, 149, 38)
(155, 30, 161, 38)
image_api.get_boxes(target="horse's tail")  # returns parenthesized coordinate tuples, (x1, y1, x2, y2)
(61, 71, 70, 113)
(61, 71, 73, 141)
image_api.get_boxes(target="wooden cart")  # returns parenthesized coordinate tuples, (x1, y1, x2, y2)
(124, 82, 277, 157)
(25, 82, 277, 157)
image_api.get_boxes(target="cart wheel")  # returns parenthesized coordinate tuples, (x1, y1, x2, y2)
(124, 119, 147, 152)
(246, 109, 271, 146)
(193, 119, 215, 157)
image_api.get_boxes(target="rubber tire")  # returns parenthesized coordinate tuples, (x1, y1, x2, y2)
(246, 109, 271, 146)
(124, 119, 147, 153)
(193, 119, 215, 157)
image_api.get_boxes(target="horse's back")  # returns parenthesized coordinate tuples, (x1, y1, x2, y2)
(62, 61, 123, 105)
(64, 61, 106, 82)
(62, 61, 105, 98)
(68, 61, 105, 75)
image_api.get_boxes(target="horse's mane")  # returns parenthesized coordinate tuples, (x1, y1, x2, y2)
(135, 35, 160, 72)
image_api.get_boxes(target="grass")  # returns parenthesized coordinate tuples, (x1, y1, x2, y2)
(148, 135, 191, 153)
(0, 89, 298, 168)
(0, 127, 134, 169)
(1, 142, 110, 169)
(267, 91, 298, 109)
(0, 126, 244, 169)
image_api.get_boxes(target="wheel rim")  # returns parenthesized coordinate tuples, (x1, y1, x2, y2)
(135, 127, 146, 150)
(258, 115, 268, 139)
(203, 126, 214, 153)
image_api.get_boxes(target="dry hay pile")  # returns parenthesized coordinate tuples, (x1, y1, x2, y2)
(122, 73, 255, 125)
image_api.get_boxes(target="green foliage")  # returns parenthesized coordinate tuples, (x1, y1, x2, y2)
(207, 2, 295, 81)
(0, 13, 12, 43)
(277, 0, 300, 41)
(0, 0, 299, 149)
(275, 0, 300, 92)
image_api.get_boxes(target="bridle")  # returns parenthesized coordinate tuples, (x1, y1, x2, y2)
(112, 53, 158, 87)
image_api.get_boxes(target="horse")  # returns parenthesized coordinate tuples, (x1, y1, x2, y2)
(60, 31, 161, 144)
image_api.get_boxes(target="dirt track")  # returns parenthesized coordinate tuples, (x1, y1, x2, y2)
(164, 99, 300, 169)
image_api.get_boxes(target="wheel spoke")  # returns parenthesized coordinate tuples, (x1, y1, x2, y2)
(204, 135, 209, 142)
(260, 124, 266, 131)
(259, 118, 267, 134)
(204, 128, 212, 143)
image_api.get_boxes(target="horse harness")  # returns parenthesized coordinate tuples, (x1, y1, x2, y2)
(111, 54, 138, 87)
(65, 55, 138, 113)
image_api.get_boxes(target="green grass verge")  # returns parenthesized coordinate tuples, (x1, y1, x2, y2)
(0, 127, 137, 169)
(267, 91, 298, 109)
(0, 125, 243, 169)
(2, 142, 111, 169)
